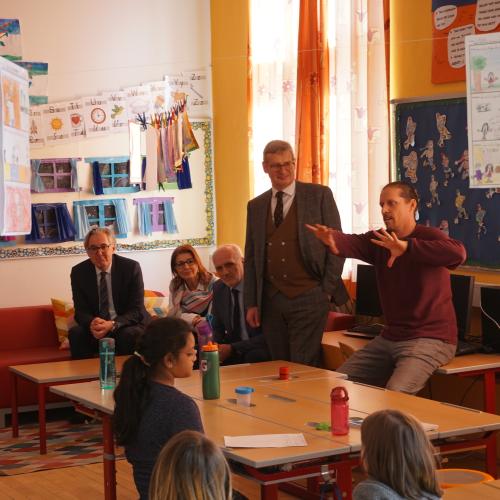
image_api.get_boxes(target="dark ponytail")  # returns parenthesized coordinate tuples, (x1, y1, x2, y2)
(113, 317, 192, 445)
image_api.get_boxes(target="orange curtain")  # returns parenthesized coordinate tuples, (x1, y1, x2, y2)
(295, 0, 329, 185)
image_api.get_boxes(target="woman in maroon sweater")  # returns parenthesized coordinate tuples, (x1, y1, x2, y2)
(307, 181, 466, 394)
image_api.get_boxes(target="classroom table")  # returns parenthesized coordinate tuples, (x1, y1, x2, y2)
(322, 330, 500, 476)
(51, 361, 500, 500)
(8, 356, 128, 454)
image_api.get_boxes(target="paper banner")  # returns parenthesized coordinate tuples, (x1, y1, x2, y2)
(102, 90, 129, 133)
(184, 70, 211, 118)
(14, 61, 48, 105)
(67, 99, 86, 140)
(149, 80, 168, 114)
(40, 102, 72, 145)
(124, 84, 153, 121)
(82, 95, 111, 137)
(29, 105, 44, 148)
(0, 19, 22, 61)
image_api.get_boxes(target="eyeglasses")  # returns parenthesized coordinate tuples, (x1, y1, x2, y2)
(87, 244, 113, 253)
(175, 258, 196, 269)
(267, 160, 295, 170)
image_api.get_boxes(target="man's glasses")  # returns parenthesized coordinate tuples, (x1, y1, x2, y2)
(175, 258, 196, 269)
(267, 160, 295, 170)
(87, 244, 113, 253)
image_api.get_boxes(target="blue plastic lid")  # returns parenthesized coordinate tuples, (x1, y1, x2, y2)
(235, 386, 254, 395)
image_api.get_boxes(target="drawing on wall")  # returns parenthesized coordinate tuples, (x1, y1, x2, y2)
(83, 96, 111, 137)
(14, 61, 48, 104)
(40, 102, 73, 145)
(102, 90, 129, 132)
(3, 183, 31, 233)
(432, 0, 500, 83)
(466, 32, 500, 188)
(0, 19, 22, 61)
(29, 105, 44, 148)
(395, 97, 500, 269)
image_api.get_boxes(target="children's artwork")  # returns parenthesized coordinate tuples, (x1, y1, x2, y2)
(149, 81, 168, 114)
(124, 84, 153, 121)
(82, 95, 111, 137)
(67, 100, 86, 139)
(465, 32, 500, 188)
(395, 97, 500, 268)
(0, 56, 30, 236)
(165, 70, 211, 118)
(40, 102, 72, 145)
(432, 0, 500, 84)
(29, 105, 44, 148)
(102, 90, 129, 133)
(14, 61, 48, 104)
(0, 19, 22, 61)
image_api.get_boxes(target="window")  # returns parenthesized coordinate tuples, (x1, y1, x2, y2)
(133, 197, 178, 236)
(87, 156, 140, 194)
(25, 203, 76, 243)
(73, 199, 129, 239)
(30, 158, 78, 193)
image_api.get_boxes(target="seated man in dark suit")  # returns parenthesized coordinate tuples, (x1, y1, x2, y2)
(69, 227, 149, 359)
(211, 244, 270, 365)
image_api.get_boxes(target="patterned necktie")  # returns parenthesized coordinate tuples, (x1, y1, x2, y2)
(99, 272, 110, 320)
(232, 289, 242, 339)
(274, 191, 284, 227)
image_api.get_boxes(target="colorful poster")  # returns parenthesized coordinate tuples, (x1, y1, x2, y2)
(15, 61, 48, 104)
(432, 0, 500, 84)
(102, 90, 129, 133)
(0, 19, 22, 61)
(124, 84, 153, 121)
(40, 102, 72, 145)
(66, 99, 86, 139)
(0, 56, 30, 236)
(466, 32, 500, 188)
(82, 95, 111, 136)
(29, 105, 44, 148)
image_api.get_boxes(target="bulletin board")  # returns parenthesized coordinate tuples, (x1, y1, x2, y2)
(394, 96, 500, 269)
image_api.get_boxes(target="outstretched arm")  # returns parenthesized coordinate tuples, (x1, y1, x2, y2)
(370, 228, 408, 268)
(305, 223, 340, 255)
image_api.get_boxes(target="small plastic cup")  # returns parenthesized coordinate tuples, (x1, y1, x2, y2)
(279, 366, 290, 380)
(235, 386, 254, 406)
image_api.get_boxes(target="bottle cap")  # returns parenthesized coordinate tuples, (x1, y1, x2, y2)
(331, 386, 349, 401)
(279, 366, 290, 379)
(202, 341, 218, 352)
(235, 386, 254, 395)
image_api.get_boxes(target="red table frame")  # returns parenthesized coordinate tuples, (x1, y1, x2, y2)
(9, 371, 95, 454)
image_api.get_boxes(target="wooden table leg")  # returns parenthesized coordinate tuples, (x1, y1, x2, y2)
(10, 371, 19, 437)
(38, 383, 47, 454)
(102, 414, 117, 500)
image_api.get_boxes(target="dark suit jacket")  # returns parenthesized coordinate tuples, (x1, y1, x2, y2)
(244, 181, 349, 312)
(71, 253, 148, 330)
(211, 279, 267, 356)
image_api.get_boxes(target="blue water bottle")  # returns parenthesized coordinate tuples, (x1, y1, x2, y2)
(99, 338, 116, 390)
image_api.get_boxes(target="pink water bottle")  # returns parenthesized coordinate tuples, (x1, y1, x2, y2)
(330, 386, 349, 435)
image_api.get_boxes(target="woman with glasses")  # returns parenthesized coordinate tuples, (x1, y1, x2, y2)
(167, 244, 217, 329)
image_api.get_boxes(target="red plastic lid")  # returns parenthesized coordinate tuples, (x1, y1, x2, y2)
(202, 341, 219, 352)
(331, 386, 349, 401)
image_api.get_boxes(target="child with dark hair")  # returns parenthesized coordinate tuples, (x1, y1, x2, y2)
(354, 409, 442, 500)
(113, 317, 203, 500)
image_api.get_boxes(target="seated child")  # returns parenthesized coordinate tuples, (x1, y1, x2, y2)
(149, 430, 232, 500)
(353, 409, 442, 500)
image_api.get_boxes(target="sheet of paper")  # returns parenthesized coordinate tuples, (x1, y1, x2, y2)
(224, 433, 307, 448)
(421, 421, 439, 432)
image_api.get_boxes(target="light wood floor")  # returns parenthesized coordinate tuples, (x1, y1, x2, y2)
(0, 460, 297, 499)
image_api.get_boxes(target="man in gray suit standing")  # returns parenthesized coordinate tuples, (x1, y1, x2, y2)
(244, 140, 348, 366)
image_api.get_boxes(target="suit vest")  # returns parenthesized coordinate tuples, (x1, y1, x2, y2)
(264, 199, 318, 299)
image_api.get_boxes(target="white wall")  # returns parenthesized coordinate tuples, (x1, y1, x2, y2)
(0, 0, 213, 307)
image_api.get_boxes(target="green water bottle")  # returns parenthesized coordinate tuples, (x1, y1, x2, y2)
(201, 342, 220, 399)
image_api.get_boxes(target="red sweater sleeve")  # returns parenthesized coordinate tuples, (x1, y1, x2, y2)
(407, 228, 466, 269)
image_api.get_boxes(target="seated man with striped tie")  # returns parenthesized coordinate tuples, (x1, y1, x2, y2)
(69, 227, 150, 359)
(211, 244, 270, 365)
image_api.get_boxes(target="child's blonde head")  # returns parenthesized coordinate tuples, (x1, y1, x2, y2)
(149, 430, 232, 500)
(360, 409, 442, 500)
